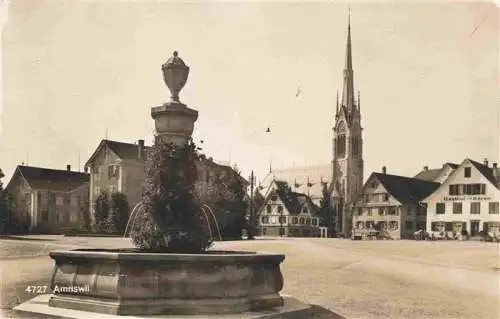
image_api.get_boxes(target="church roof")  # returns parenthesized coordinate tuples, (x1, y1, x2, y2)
(260, 164, 331, 198)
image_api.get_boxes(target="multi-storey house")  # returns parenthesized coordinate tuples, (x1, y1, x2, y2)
(5, 165, 89, 233)
(352, 167, 439, 239)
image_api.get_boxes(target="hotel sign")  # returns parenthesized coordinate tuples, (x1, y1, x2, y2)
(443, 196, 491, 201)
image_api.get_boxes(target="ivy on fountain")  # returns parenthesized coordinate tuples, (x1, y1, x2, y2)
(130, 137, 212, 253)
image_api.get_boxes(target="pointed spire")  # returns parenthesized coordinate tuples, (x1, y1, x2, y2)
(341, 8, 355, 111)
(357, 90, 360, 111)
(336, 90, 339, 114)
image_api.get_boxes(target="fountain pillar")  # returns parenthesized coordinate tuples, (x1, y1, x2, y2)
(151, 51, 198, 147)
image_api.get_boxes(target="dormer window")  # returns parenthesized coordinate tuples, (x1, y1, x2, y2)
(302, 207, 308, 214)
(266, 204, 271, 214)
(271, 195, 278, 201)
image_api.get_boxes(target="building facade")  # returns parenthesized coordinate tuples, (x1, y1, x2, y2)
(329, 16, 364, 237)
(5, 165, 90, 233)
(422, 159, 500, 236)
(84, 139, 246, 226)
(352, 168, 439, 239)
(257, 180, 321, 237)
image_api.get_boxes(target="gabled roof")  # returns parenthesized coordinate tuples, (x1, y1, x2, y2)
(414, 162, 459, 182)
(370, 172, 440, 205)
(468, 159, 499, 187)
(265, 181, 319, 216)
(8, 165, 89, 192)
(85, 139, 150, 168)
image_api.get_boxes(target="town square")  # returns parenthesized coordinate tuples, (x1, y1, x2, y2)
(0, 1, 499, 318)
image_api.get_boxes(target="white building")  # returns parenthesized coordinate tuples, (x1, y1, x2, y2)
(421, 158, 500, 236)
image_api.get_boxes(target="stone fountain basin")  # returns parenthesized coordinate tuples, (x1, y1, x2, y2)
(48, 249, 285, 316)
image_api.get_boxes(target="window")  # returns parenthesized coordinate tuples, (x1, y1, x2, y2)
(261, 216, 269, 224)
(470, 202, 480, 214)
(271, 195, 278, 201)
(464, 167, 471, 178)
(449, 184, 486, 195)
(71, 196, 78, 207)
(445, 222, 453, 231)
(94, 186, 100, 196)
(453, 202, 462, 214)
(279, 216, 286, 224)
(384, 194, 389, 202)
(367, 208, 373, 216)
(390, 221, 399, 231)
(378, 207, 384, 215)
(312, 219, 318, 226)
(55, 196, 64, 206)
(299, 217, 305, 224)
(277, 205, 284, 214)
(279, 228, 285, 236)
(51, 193, 56, 204)
(302, 207, 309, 214)
(416, 222, 426, 231)
(266, 205, 271, 214)
(55, 211, 59, 222)
(70, 211, 78, 222)
(292, 217, 298, 224)
(489, 202, 499, 214)
(262, 227, 267, 235)
(405, 221, 413, 230)
(388, 207, 397, 215)
(306, 218, 311, 225)
(41, 210, 48, 222)
(417, 204, 427, 215)
(108, 165, 120, 179)
(109, 185, 117, 193)
(371, 181, 378, 188)
(436, 203, 445, 214)
(357, 207, 362, 216)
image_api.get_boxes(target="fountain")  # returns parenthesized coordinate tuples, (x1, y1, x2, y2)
(14, 52, 312, 318)
(123, 202, 222, 242)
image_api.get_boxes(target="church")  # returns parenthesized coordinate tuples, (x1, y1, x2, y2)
(260, 14, 364, 237)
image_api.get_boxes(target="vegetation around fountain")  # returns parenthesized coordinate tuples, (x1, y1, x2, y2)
(130, 139, 212, 253)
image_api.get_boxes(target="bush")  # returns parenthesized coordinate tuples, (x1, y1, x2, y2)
(130, 138, 211, 253)
(93, 191, 129, 234)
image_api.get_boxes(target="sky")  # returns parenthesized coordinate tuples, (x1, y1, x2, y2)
(0, 0, 499, 185)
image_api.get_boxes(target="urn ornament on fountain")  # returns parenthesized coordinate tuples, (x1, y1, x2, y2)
(162, 51, 189, 103)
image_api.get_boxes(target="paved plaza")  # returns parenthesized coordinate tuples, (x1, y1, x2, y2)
(0, 236, 499, 319)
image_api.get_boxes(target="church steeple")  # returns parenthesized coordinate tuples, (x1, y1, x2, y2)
(341, 10, 355, 111)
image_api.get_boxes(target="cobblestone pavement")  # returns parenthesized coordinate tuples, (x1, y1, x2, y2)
(1, 236, 499, 319)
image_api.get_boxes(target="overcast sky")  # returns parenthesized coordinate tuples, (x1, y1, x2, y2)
(0, 0, 498, 184)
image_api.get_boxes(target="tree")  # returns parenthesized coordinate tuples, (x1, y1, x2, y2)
(130, 139, 211, 253)
(93, 190, 130, 234)
(195, 168, 247, 240)
(318, 182, 332, 232)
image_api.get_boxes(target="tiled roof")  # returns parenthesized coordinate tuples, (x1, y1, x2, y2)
(469, 159, 499, 186)
(272, 181, 319, 216)
(15, 165, 89, 192)
(106, 140, 151, 160)
(413, 162, 459, 182)
(260, 164, 331, 198)
(413, 168, 442, 182)
(372, 172, 440, 205)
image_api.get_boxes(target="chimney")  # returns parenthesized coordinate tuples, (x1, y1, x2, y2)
(66, 165, 71, 172)
(423, 166, 429, 171)
(483, 158, 489, 167)
(382, 166, 387, 174)
(138, 139, 145, 160)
